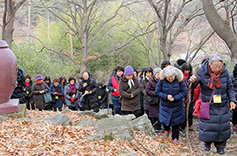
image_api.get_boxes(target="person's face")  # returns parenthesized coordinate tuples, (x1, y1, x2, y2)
(83, 73, 89, 80)
(166, 74, 175, 82)
(210, 60, 223, 74)
(155, 72, 160, 80)
(54, 82, 59, 87)
(116, 70, 123, 77)
(146, 71, 152, 78)
(25, 78, 30, 83)
(70, 80, 75, 85)
(99, 85, 102, 89)
(134, 71, 138, 77)
(37, 79, 43, 83)
(78, 78, 82, 82)
(45, 80, 50, 83)
(184, 70, 190, 74)
(61, 79, 65, 83)
(125, 74, 134, 80)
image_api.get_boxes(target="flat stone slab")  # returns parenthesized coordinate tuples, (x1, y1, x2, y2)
(0, 99, 19, 115)
(1, 104, 26, 118)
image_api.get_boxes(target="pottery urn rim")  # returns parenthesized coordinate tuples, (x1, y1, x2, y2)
(0, 40, 9, 48)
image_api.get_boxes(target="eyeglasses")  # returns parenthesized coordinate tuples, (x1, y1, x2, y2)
(210, 64, 223, 70)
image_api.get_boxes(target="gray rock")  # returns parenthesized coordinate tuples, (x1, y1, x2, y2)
(0, 115, 7, 121)
(89, 118, 134, 142)
(77, 110, 95, 116)
(117, 150, 138, 156)
(94, 112, 108, 119)
(113, 114, 136, 121)
(12, 138, 29, 144)
(74, 117, 93, 126)
(62, 108, 76, 113)
(131, 114, 156, 139)
(160, 143, 168, 149)
(42, 113, 72, 126)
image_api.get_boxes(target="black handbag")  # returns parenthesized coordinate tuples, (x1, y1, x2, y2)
(146, 95, 159, 106)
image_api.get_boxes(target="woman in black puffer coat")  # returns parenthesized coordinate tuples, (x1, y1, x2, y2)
(190, 54, 236, 154)
(78, 71, 100, 112)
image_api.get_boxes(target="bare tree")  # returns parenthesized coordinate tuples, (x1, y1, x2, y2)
(39, 0, 149, 75)
(202, 0, 237, 60)
(1, 0, 27, 48)
(147, 0, 209, 61)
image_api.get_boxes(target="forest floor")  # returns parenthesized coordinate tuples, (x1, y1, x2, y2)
(0, 109, 236, 156)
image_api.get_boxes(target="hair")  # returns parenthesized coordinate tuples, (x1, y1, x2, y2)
(53, 78, 60, 83)
(134, 68, 138, 74)
(145, 67, 153, 75)
(78, 76, 83, 80)
(98, 82, 103, 87)
(59, 76, 66, 82)
(114, 65, 124, 72)
(68, 77, 76, 83)
(24, 75, 31, 81)
(161, 61, 171, 69)
(163, 66, 177, 77)
(153, 67, 162, 75)
(44, 76, 51, 81)
(181, 62, 192, 74)
(209, 54, 225, 64)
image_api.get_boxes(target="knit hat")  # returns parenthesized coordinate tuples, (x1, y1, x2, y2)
(177, 59, 186, 66)
(153, 67, 162, 75)
(35, 74, 43, 81)
(124, 66, 134, 76)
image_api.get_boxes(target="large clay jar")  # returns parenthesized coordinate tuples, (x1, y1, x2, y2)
(0, 40, 17, 104)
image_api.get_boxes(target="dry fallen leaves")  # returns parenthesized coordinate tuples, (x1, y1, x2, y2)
(0, 110, 236, 155)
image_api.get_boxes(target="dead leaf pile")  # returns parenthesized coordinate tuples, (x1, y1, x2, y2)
(0, 110, 236, 155)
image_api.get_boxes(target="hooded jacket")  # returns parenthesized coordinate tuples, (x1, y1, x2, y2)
(192, 60, 236, 142)
(155, 68, 188, 126)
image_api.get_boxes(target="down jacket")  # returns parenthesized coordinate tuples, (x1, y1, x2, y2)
(78, 78, 99, 112)
(155, 68, 188, 127)
(192, 60, 236, 142)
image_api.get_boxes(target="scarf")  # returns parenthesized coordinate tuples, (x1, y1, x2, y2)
(25, 82, 30, 87)
(124, 76, 134, 89)
(69, 83, 76, 93)
(55, 86, 59, 92)
(183, 73, 189, 81)
(207, 64, 223, 89)
(115, 74, 120, 80)
(36, 80, 42, 85)
(145, 76, 150, 81)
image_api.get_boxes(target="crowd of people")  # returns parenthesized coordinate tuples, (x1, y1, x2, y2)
(11, 53, 237, 154)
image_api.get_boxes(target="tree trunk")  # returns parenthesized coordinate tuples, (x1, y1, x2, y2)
(80, 0, 88, 75)
(202, 0, 237, 58)
(3, 0, 15, 49)
(2, 0, 26, 48)
(27, 0, 31, 41)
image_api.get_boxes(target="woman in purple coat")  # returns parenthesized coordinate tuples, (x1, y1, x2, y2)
(145, 67, 163, 133)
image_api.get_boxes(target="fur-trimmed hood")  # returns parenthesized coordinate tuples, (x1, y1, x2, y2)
(160, 67, 184, 82)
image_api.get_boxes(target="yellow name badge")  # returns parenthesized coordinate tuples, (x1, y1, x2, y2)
(55, 96, 59, 99)
(85, 91, 88, 94)
(98, 96, 101, 99)
(26, 91, 29, 94)
(213, 95, 222, 103)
